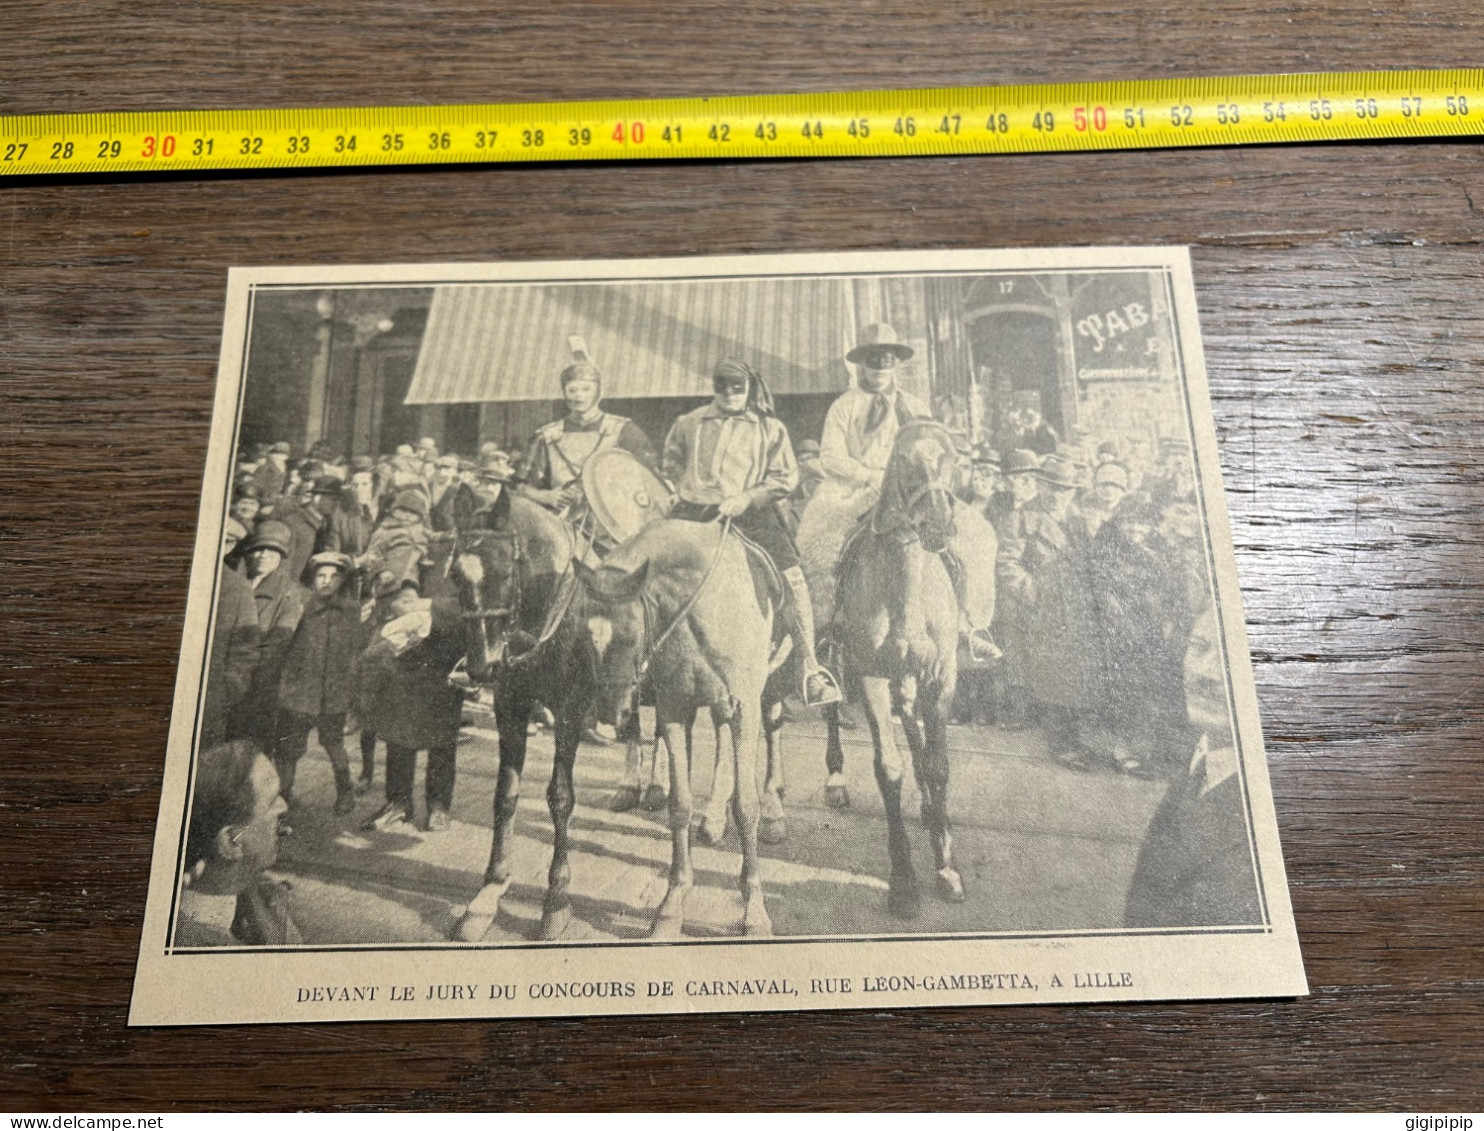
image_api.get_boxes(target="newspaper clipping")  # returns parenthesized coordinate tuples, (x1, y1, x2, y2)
(129, 247, 1306, 1025)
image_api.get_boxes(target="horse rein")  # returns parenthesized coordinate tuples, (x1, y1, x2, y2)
(615, 514, 734, 706)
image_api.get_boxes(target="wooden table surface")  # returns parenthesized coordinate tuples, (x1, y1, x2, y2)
(2, 0, 1481, 1111)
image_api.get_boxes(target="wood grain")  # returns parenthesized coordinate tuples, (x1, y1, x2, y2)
(2, 0, 1481, 1111)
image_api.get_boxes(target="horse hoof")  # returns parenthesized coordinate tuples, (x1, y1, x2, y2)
(642, 784, 669, 811)
(697, 815, 727, 846)
(887, 885, 922, 920)
(936, 868, 966, 903)
(759, 817, 788, 845)
(650, 914, 685, 940)
(824, 779, 851, 810)
(608, 785, 642, 812)
(743, 912, 774, 938)
(452, 912, 494, 942)
(539, 904, 572, 941)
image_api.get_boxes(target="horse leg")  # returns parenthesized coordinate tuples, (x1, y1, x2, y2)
(651, 716, 694, 939)
(609, 704, 644, 812)
(921, 680, 964, 902)
(897, 682, 931, 827)
(759, 701, 787, 845)
(539, 704, 583, 940)
(642, 728, 669, 811)
(453, 691, 529, 942)
(823, 700, 851, 809)
(699, 705, 732, 846)
(864, 675, 920, 918)
(729, 695, 772, 937)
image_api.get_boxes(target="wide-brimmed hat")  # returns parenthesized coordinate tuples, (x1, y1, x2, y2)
(349, 455, 376, 475)
(244, 519, 293, 556)
(1036, 452, 1083, 489)
(391, 488, 430, 519)
(846, 322, 914, 366)
(307, 551, 352, 575)
(435, 453, 460, 470)
(310, 475, 342, 496)
(1003, 448, 1043, 476)
(1093, 462, 1130, 490)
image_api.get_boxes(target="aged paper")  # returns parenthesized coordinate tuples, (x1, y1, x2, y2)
(130, 247, 1306, 1025)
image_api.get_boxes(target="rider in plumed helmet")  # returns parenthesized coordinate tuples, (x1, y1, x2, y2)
(516, 337, 656, 531)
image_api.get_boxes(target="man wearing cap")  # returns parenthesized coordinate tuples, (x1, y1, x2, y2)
(1016, 451, 1102, 768)
(273, 552, 362, 814)
(230, 520, 305, 745)
(251, 441, 291, 506)
(1068, 460, 1130, 542)
(275, 476, 341, 585)
(318, 462, 379, 576)
(985, 449, 1044, 729)
(662, 358, 841, 706)
(202, 518, 262, 749)
(353, 574, 468, 833)
(467, 451, 517, 530)
(517, 354, 655, 528)
(1147, 436, 1196, 504)
(230, 483, 262, 531)
(428, 453, 478, 539)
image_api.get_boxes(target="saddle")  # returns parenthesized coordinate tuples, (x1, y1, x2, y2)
(728, 524, 787, 621)
(833, 505, 969, 609)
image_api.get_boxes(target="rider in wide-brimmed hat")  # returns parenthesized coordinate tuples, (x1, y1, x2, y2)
(806, 323, 1000, 665)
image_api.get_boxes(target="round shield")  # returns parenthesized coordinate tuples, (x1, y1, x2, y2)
(583, 448, 673, 544)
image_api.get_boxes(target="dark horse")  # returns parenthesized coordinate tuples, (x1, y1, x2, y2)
(446, 493, 596, 942)
(826, 420, 967, 918)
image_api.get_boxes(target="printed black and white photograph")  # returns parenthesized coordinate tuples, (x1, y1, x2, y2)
(130, 248, 1304, 1025)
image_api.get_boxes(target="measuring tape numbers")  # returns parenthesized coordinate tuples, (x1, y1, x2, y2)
(2, 69, 1480, 176)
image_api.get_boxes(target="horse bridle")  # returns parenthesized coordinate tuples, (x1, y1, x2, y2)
(456, 528, 524, 666)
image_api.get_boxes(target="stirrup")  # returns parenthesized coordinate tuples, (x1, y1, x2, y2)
(802, 666, 844, 707)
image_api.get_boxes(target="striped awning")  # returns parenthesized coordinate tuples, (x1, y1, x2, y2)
(405, 278, 856, 404)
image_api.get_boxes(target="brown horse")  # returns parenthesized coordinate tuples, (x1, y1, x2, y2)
(447, 493, 598, 942)
(574, 519, 783, 938)
(827, 419, 967, 918)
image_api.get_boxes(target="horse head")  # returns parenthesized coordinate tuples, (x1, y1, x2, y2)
(885, 420, 959, 554)
(572, 556, 651, 726)
(451, 530, 526, 682)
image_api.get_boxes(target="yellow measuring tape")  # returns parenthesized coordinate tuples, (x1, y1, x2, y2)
(2, 69, 1480, 176)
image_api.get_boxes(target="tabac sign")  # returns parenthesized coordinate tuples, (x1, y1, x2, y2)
(1070, 270, 1176, 383)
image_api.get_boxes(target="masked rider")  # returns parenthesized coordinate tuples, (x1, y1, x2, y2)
(809, 322, 1000, 665)
(661, 358, 843, 707)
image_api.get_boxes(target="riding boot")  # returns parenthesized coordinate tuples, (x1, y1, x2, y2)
(782, 566, 842, 706)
